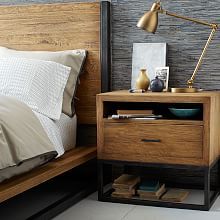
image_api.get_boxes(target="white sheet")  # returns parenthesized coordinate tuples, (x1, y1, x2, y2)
(33, 112, 77, 156)
(55, 114, 77, 151)
(34, 111, 65, 157)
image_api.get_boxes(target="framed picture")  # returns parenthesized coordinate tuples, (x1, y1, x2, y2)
(155, 67, 169, 91)
(131, 43, 167, 89)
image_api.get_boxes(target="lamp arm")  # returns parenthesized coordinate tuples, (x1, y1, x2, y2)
(187, 27, 217, 88)
(159, 9, 218, 88)
(161, 10, 216, 28)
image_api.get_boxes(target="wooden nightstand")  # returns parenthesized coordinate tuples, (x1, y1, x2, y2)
(96, 90, 220, 210)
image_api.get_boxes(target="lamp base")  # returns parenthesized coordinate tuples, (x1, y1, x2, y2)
(171, 87, 198, 93)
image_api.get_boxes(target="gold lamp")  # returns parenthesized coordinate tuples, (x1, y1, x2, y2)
(137, 1, 218, 93)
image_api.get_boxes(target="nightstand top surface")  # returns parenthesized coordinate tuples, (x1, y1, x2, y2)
(98, 90, 220, 98)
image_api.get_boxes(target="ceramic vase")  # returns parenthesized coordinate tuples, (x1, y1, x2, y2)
(135, 69, 150, 90)
(150, 76, 164, 92)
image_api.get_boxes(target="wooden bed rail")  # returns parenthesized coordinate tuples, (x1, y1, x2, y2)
(0, 146, 96, 203)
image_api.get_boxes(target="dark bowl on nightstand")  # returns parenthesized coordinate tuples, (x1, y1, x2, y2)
(168, 108, 200, 119)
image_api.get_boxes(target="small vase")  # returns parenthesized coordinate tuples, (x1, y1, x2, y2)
(150, 76, 164, 92)
(135, 69, 150, 90)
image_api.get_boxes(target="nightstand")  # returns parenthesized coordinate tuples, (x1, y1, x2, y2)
(96, 90, 220, 210)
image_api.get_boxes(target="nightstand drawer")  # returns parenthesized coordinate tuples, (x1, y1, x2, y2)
(101, 121, 203, 162)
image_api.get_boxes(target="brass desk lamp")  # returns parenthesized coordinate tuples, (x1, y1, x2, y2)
(137, 1, 218, 93)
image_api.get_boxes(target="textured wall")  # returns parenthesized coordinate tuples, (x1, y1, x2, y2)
(111, 0, 220, 90)
(0, 0, 219, 90)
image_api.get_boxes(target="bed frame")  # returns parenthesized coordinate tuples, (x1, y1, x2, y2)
(0, 0, 111, 213)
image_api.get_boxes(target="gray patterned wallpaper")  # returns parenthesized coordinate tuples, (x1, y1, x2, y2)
(0, 0, 219, 90)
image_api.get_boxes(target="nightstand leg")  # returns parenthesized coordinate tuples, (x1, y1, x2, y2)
(204, 167, 210, 210)
(98, 161, 104, 201)
(218, 159, 220, 198)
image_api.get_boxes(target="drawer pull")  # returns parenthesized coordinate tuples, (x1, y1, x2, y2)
(141, 139, 161, 143)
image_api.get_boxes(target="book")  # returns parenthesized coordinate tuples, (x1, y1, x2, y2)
(161, 189, 189, 202)
(111, 191, 133, 199)
(112, 174, 140, 191)
(117, 109, 153, 115)
(112, 183, 135, 191)
(138, 180, 160, 191)
(114, 188, 136, 195)
(111, 114, 162, 119)
(138, 184, 166, 200)
(114, 174, 140, 185)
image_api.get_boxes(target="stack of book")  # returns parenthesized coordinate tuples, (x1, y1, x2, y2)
(111, 174, 140, 199)
(137, 180, 166, 200)
(109, 109, 162, 120)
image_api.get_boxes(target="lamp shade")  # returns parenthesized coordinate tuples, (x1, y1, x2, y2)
(137, 2, 161, 33)
(137, 11, 158, 33)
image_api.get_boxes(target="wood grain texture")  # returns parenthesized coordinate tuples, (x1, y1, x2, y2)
(0, 2, 101, 124)
(97, 90, 216, 104)
(97, 91, 220, 166)
(0, 2, 101, 203)
(102, 122, 203, 161)
(209, 95, 220, 163)
(0, 146, 97, 203)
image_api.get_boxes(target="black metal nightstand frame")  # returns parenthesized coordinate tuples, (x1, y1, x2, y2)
(98, 158, 220, 211)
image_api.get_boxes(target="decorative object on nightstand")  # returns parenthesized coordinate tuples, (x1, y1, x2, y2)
(135, 68, 150, 90)
(131, 43, 167, 89)
(150, 76, 164, 92)
(168, 107, 201, 119)
(155, 66, 169, 91)
(137, 0, 218, 93)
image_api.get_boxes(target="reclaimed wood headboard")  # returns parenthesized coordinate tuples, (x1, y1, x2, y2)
(0, 1, 111, 203)
(0, 1, 111, 125)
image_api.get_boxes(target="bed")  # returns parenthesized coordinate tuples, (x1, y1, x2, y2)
(0, 0, 111, 213)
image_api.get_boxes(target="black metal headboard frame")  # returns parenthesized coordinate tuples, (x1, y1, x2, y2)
(101, 1, 112, 93)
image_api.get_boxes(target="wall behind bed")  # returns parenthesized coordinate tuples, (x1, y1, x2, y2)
(1, 0, 219, 91)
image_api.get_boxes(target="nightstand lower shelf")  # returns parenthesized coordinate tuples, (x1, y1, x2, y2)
(98, 159, 220, 211)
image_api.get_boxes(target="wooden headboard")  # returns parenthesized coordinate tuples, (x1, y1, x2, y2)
(0, 1, 111, 125)
(0, 1, 111, 205)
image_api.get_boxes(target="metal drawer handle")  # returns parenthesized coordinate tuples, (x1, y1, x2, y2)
(141, 139, 161, 143)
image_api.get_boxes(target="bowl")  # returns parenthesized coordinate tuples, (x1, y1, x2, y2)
(168, 108, 200, 118)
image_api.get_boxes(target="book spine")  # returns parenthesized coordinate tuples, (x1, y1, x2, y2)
(111, 115, 162, 119)
(117, 110, 153, 115)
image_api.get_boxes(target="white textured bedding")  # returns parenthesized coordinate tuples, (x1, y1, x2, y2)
(0, 57, 70, 120)
(34, 112, 77, 155)
(34, 112, 65, 157)
(55, 113, 77, 151)
(0, 57, 78, 182)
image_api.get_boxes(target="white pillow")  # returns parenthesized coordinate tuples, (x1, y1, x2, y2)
(0, 57, 71, 120)
(0, 46, 87, 117)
